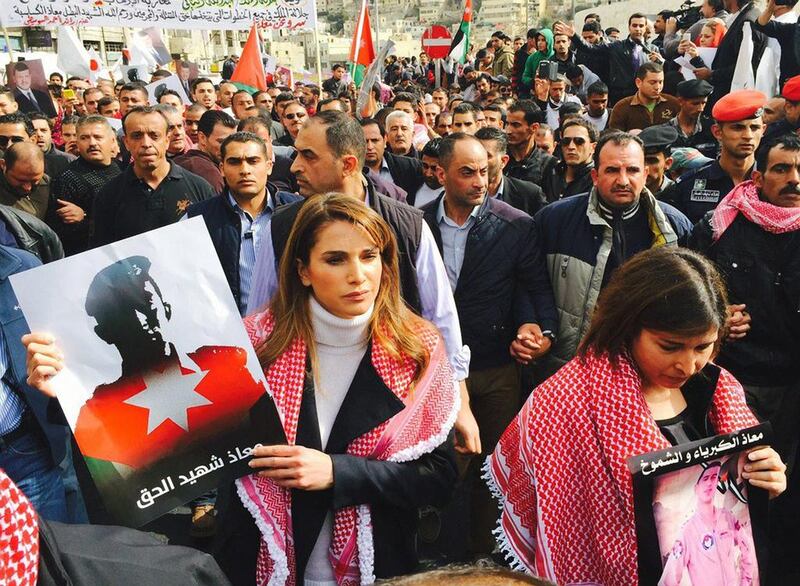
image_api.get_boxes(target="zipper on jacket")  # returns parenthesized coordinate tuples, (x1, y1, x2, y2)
(560, 256, 569, 278)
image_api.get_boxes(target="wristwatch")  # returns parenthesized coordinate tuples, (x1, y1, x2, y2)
(541, 330, 557, 343)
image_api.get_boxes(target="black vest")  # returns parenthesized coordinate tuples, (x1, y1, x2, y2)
(270, 181, 424, 314)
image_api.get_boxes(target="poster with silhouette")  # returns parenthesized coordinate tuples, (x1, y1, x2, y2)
(628, 424, 771, 586)
(10, 219, 284, 527)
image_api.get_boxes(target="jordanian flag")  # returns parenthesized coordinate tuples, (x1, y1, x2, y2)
(448, 0, 472, 64)
(231, 23, 268, 93)
(349, 0, 376, 87)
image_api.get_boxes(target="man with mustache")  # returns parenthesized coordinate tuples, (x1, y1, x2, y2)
(532, 130, 692, 380)
(46, 116, 121, 255)
(689, 134, 800, 571)
(90, 106, 214, 247)
(660, 90, 767, 225)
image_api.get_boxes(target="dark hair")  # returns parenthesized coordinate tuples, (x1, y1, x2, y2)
(120, 83, 148, 100)
(391, 92, 419, 108)
(636, 62, 664, 80)
(96, 96, 119, 113)
(83, 87, 104, 101)
(237, 115, 271, 134)
(707, 0, 725, 10)
(579, 248, 729, 361)
(453, 101, 478, 120)
(157, 88, 181, 102)
(587, 81, 609, 97)
(629, 12, 647, 25)
(422, 137, 442, 158)
(696, 460, 722, 484)
(4, 141, 43, 170)
(527, 27, 539, 39)
(122, 105, 169, 134)
(186, 102, 208, 116)
(434, 112, 452, 126)
(332, 63, 345, 72)
(756, 133, 800, 172)
(583, 21, 602, 34)
(27, 111, 51, 126)
(565, 64, 583, 80)
(275, 91, 296, 105)
(508, 99, 544, 125)
(561, 118, 598, 142)
(49, 72, 63, 81)
(311, 110, 367, 168)
(605, 27, 620, 35)
(359, 117, 386, 138)
(12, 62, 29, 74)
(584, 13, 601, 22)
(0, 112, 33, 136)
(151, 69, 171, 79)
(219, 131, 268, 160)
(318, 97, 344, 111)
(197, 109, 237, 138)
(66, 76, 84, 85)
(438, 132, 482, 169)
(476, 125, 508, 154)
(483, 103, 506, 123)
(61, 115, 79, 127)
(190, 77, 214, 93)
(593, 131, 644, 168)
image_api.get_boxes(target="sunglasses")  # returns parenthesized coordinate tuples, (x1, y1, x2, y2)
(284, 113, 305, 120)
(0, 136, 26, 148)
(562, 136, 588, 147)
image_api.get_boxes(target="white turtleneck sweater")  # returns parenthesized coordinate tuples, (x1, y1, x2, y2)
(304, 297, 372, 586)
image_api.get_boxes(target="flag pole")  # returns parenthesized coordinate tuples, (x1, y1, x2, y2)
(2, 27, 14, 64)
(351, 0, 366, 84)
(313, 0, 323, 85)
(374, 0, 380, 54)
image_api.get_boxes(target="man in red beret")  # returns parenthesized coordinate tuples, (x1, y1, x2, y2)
(660, 90, 766, 223)
(764, 75, 800, 142)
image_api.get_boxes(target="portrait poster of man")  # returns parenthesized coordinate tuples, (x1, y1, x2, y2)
(4, 59, 57, 117)
(628, 424, 771, 586)
(10, 219, 284, 527)
(132, 27, 172, 67)
(172, 59, 199, 96)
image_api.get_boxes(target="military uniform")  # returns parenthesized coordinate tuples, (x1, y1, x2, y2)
(664, 80, 719, 159)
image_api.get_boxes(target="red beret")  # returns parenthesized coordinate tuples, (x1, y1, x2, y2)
(712, 89, 767, 122)
(782, 75, 800, 102)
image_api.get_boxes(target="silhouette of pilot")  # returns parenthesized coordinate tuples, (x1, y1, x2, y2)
(73, 256, 266, 472)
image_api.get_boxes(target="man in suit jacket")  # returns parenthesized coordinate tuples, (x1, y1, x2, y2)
(361, 118, 423, 199)
(708, 0, 767, 108)
(476, 127, 547, 217)
(10, 62, 56, 118)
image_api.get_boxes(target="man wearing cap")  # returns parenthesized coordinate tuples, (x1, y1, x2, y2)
(764, 75, 800, 142)
(660, 90, 766, 224)
(689, 135, 800, 571)
(640, 125, 680, 196)
(663, 79, 718, 159)
(667, 148, 715, 181)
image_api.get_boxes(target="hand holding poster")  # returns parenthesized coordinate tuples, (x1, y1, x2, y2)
(11, 220, 284, 527)
(628, 424, 771, 586)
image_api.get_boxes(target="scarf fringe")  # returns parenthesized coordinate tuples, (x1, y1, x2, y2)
(388, 384, 461, 464)
(356, 505, 376, 585)
(481, 457, 530, 574)
(236, 477, 291, 586)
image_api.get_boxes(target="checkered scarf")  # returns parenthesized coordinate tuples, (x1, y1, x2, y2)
(485, 351, 758, 586)
(711, 180, 800, 241)
(237, 310, 459, 586)
(0, 469, 38, 586)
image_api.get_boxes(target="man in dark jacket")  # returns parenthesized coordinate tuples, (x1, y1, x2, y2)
(0, 245, 69, 520)
(542, 118, 596, 202)
(754, 0, 800, 87)
(174, 110, 237, 194)
(0, 205, 63, 262)
(30, 113, 76, 180)
(476, 127, 546, 216)
(689, 135, 800, 577)
(361, 118, 422, 200)
(504, 100, 557, 187)
(557, 15, 659, 106)
(186, 132, 300, 315)
(422, 133, 556, 559)
(512, 28, 538, 98)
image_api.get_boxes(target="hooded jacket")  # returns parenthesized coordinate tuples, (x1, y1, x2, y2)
(522, 30, 554, 89)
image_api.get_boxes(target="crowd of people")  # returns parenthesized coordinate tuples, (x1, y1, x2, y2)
(1, 1, 799, 583)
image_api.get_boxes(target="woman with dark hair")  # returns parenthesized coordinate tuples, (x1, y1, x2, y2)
(485, 247, 785, 586)
(25, 194, 459, 585)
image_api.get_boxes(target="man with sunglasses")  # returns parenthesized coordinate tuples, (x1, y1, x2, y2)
(0, 112, 32, 155)
(275, 102, 308, 147)
(542, 119, 597, 202)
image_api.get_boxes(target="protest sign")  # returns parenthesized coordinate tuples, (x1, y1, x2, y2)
(11, 219, 284, 527)
(2, 0, 318, 31)
(146, 74, 192, 106)
(4, 59, 57, 118)
(628, 424, 771, 586)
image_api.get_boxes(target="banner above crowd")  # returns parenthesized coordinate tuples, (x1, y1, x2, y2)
(1, 0, 318, 31)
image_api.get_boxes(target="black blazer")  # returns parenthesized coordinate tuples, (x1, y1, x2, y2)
(213, 348, 457, 585)
(710, 3, 766, 107)
(384, 152, 424, 205)
(497, 175, 547, 217)
(13, 87, 57, 117)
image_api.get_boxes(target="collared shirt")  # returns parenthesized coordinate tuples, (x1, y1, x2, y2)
(436, 196, 480, 290)
(91, 161, 215, 247)
(413, 183, 443, 209)
(227, 192, 274, 315)
(378, 157, 393, 184)
(608, 93, 680, 132)
(492, 176, 506, 200)
(0, 338, 25, 436)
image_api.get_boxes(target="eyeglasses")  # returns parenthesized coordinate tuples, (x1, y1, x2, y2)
(562, 136, 588, 147)
(0, 136, 26, 148)
(284, 113, 305, 120)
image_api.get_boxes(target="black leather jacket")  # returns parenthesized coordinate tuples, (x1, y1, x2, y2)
(0, 205, 63, 263)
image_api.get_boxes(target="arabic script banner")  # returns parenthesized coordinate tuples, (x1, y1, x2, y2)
(10, 219, 285, 527)
(1, 0, 318, 31)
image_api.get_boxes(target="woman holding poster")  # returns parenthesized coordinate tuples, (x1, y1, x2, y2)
(485, 247, 786, 586)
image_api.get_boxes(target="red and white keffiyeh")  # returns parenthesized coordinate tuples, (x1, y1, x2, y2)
(485, 351, 758, 586)
(711, 179, 800, 241)
(237, 310, 459, 586)
(0, 468, 39, 586)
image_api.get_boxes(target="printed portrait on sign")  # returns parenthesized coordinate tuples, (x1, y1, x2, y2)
(5, 59, 57, 118)
(10, 220, 284, 527)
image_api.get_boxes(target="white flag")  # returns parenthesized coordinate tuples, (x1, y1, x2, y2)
(731, 22, 755, 92)
(56, 27, 91, 79)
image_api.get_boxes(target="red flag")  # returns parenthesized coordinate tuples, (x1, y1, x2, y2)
(231, 23, 267, 93)
(349, 0, 376, 67)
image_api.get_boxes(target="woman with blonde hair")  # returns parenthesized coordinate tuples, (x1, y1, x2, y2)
(687, 18, 727, 70)
(25, 193, 459, 586)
